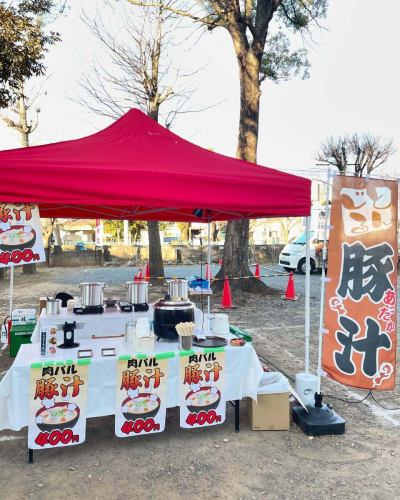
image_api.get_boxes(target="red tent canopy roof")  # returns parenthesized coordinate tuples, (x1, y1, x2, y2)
(0, 109, 310, 221)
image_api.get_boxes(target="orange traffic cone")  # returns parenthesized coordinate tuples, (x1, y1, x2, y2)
(219, 277, 236, 309)
(255, 263, 261, 279)
(282, 272, 297, 301)
(137, 269, 143, 280)
(145, 262, 150, 282)
(205, 263, 212, 282)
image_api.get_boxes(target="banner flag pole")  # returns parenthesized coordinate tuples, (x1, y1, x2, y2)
(294, 209, 318, 405)
(304, 215, 311, 374)
(292, 167, 345, 436)
(316, 167, 332, 393)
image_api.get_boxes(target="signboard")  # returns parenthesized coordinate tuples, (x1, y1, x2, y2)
(0, 203, 45, 268)
(28, 360, 89, 449)
(179, 349, 225, 428)
(323, 176, 398, 390)
(115, 355, 169, 437)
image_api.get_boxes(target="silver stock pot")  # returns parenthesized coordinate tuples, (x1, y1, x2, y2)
(126, 281, 149, 305)
(167, 279, 189, 300)
(79, 282, 105, 307)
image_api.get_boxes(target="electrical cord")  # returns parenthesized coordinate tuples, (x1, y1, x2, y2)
(370, 392, 400, 411)
(323, 391, 372, 404)
(256, 356, 400, 409)
(257, 353, 296, 383)
(256, 353, 400, 407)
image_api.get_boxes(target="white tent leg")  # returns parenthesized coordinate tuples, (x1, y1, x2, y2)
(304, 216, 311, 373)
(9, 266, 14, 317)
(207, 220, 211, 315)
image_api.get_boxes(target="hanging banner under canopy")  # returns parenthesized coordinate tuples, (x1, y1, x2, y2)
(0, 203, 45, 268)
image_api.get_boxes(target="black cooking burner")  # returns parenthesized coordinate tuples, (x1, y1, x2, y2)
(119, 302, 149, 312)
(119, 301, 133, 312)
(133, 303, 149, 312)
(73, 305, 104, 315)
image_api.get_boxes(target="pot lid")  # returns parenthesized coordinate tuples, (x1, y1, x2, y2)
(154, 295, 194, 309)
(79, 282, 105, 286)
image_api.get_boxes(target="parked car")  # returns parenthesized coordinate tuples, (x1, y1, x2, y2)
(279, 231, 327, 274)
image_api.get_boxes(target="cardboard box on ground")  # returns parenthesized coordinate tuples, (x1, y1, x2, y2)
(248, 371, 291, 431)
(249, 392, 290, 431)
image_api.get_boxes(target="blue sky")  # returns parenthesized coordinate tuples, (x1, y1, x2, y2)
(1, 0, 399, 182)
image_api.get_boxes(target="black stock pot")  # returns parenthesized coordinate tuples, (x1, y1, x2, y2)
(153, 295, 195, 341)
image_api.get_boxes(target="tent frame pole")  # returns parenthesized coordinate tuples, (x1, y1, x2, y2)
(207, 218, 211, 315)
(9, 266, 14, 317)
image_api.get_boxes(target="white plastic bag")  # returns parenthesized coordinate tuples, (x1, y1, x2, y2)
(257, 372, 291, 395)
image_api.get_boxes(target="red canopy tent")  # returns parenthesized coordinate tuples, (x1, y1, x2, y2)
(0, 109, 310, 220)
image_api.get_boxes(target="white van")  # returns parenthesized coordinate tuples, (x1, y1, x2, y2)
(278, 232, 326, 274)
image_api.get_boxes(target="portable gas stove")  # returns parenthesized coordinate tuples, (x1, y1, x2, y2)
(73, 305, 104, 315)
(119, 302, 149, 313)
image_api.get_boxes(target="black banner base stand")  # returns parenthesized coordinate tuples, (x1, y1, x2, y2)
(292, 393, 345, 436)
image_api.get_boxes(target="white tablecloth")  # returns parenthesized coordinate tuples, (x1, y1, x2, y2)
(0, 335, 263, 431)
(31, 306, 205, 343)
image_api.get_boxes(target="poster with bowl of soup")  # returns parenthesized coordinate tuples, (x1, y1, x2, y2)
(179, 350, 225, 428)
(28, 361, 89, 450)
(115, 355, 169, 437)
(0, 203, 45, 268)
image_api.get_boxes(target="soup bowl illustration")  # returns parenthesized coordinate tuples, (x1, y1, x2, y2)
(185, 386, 221, 414)
(0, 225, 36, 251)
(122, 393, 161, 422)
(35, 402, 80, 432)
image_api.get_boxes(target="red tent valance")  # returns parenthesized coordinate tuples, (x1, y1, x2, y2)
(0, 109, 310, 221)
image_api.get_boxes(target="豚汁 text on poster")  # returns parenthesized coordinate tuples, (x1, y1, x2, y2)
(180, 350, 226, 428)
(115, 356, 169, 437)
(28, 361, 89, 449)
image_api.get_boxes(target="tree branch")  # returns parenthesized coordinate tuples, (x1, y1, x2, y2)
(0, 114, 19, 129)
(126, 0, 223, 28)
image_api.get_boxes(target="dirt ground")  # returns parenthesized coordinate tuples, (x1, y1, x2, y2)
(0, 266, 399, 500)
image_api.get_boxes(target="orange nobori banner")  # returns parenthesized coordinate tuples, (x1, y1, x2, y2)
(322, 176, 398, 390)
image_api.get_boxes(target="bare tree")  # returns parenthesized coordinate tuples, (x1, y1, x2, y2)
(0, 79, 45, 274)
(277, 217, 299, 243)
(79, 1, 201, 281)
(318, 133, 395, 177)
(41, 218, 57, 264)
(125, 0, 327, 291)
(0, 81, 41, 147)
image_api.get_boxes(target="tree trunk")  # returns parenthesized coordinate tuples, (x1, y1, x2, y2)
(22, 263, 37, 275)
(53, 220, 63, 256)
(148, 220, 164, 282)
(216, 48, 266, 292)
(146, 93, 164, 282)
